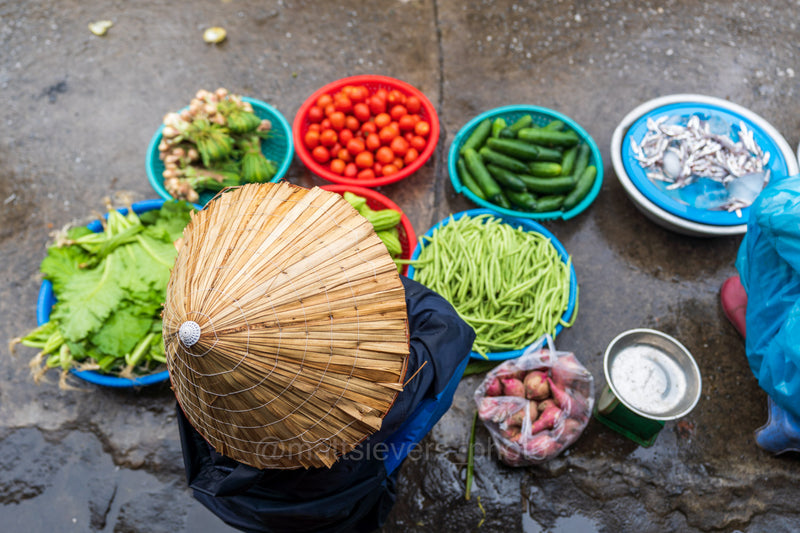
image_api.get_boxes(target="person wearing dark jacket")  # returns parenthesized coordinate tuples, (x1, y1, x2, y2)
(176, 276, 476, 533)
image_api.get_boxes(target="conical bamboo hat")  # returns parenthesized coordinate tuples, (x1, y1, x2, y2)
(162, 182, 409, 470)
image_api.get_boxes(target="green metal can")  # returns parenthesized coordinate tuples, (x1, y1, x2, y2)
(593, 329, 702, 447)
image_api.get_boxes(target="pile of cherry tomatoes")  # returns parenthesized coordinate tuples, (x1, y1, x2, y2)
(302, 84, 432, 180)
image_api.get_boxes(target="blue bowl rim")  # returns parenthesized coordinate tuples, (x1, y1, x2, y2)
(36, 198, 199, 388)
(448, 104, 603, 221)
(621, 101, 794, 226)
(146, 96, 294, 205)
(407, 208, 578, 361)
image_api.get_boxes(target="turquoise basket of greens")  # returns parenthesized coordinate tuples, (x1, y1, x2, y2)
(146, 96, 294, 206)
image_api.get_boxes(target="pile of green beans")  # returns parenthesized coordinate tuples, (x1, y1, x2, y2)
(412, 213, 578, 357)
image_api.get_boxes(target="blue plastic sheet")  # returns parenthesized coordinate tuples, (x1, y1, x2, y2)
(735, 173, 800, 420)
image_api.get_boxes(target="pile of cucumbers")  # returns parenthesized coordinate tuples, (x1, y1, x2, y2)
(455, 114, 598, 213)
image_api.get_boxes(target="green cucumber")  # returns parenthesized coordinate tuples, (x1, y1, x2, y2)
(459, 118, 492, 155)
(517, 174, 577, 194)
(491, 117, 507, 138)
(527, 161, 562, 177)
(518, 127, 580, 147)
(531, 145, 563, 162)
(486, 164, 527, 192)
(560, 145, 578, 176)
(506, 190, 538, 210)
(571, 143, 591, 183)
(543, 119, 565, 131)
(498, 114, 533, 138)
(534, 195, 566, 212)
(485, 138, 540, 161)
(463, 148, 504, 205)
(562, 165, 597, 211)
(478, 147, 530, 173)
(456, 157, 486, 200)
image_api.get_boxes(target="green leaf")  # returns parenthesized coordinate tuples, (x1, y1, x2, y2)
(91, 302, 154, 356)
(51, 253, 126, 342)
(40, 244, 91, 293)
(139, 200, 195, 243)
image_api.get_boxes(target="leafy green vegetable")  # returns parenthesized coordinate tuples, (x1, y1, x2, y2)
(12, 200, 195, 386)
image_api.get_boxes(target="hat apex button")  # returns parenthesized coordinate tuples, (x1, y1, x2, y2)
(179, 321, 202, 348)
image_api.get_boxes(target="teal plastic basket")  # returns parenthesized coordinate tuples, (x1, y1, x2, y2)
(146, 96, 294, 206)
(449, 105, 603, 220)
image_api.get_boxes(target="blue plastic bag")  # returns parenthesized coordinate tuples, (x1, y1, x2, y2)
(735, 173, 800, 420)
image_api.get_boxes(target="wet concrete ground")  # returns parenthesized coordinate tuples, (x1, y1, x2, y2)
(2, 1, 800, 531)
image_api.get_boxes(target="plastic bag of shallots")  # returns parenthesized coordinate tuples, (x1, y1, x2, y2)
(473, 335, 594, 467)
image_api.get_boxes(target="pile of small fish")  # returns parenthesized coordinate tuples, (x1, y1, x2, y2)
(630, 114, 770, 212)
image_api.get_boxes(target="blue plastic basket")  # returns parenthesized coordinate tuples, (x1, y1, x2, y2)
(621, 101, 795, 226)
(407, 208, 578, 361)
(36, 198, 199, 388)
(449, 105, 603, 221)
(146, 96, 294, 206)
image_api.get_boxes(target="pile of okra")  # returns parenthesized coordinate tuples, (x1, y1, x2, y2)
(456, 114, 597, 213)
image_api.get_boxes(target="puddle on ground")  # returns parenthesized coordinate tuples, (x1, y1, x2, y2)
(522, 509, 602, 533)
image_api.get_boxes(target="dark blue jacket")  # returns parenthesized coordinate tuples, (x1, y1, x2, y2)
(176, 276, 475, 533)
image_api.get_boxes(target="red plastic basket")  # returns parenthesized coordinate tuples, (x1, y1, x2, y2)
(294, 75, 440, 187)
(320, 184, 416, 275)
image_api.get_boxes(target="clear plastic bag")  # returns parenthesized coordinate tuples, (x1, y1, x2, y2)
(473, 335, 594, 467)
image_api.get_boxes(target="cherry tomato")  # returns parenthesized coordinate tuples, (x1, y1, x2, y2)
(398, 114, 416, 132)
(338, 128, 354, 146)
(353, 102, 371, 123)
(345, 115, 360, 132)
(392, 158, 404, 170)
(368, 96, 386, 115)
(344, 162, 358, 177)
(374, 113, 392, 129)
(334, 94, 353, 113)
(378, 124, 399, 145)
(304, 130, 320, 149)
(389, 136, 409, 157)
(308, 123, 321, 133)
(414, 120, 431, 137)
(381, 164, 399, 176)
(357, 168, 376, 180)
(404, 147, 419, 164)
(365, 133, 381, 152)
(387, 89, 406, 105)
(319, 129, 338, 147)
(375, 146, 395, 165)
(317, 94, 333, 108)
(361, 121, 377, 135)
(329, 142, 343, 157)
(324, 103, 336, 117)
(349, 85, 368, 103)
(404, 131, 415, 143)
(410, 135, 427, 151)
(375, 88, 389, 101)
(307, 105, 324, 123)
(355, 151, 374, 169)
(390, 105, 408, 121)
(347, 138, 366, 156)
(330, 158, 346, 175)
(329, 111, 346, 131)
(320, 118, 331, 130)
(311, 146, 330, 164)
(373, 162, 383, 175)
(336, 148, 352, 162)
(405, 95, 421, 114)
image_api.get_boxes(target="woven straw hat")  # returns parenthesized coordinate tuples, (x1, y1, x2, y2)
(163, 182, 409, 470)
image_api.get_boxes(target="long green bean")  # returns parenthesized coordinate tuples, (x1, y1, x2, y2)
(413, 213, 577, 357)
